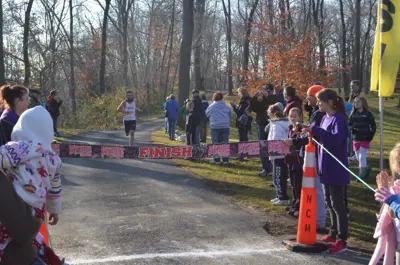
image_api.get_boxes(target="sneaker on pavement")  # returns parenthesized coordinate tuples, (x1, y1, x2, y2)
(288, 211, 299, 218)
(273, 200, 290, 206)
(320, 235, 336, 243)
(327, 239, 347, 254)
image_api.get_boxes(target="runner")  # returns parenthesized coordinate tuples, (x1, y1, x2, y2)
(117, 90, 139, 146)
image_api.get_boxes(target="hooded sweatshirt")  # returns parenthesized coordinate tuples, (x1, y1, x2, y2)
(206, 101, 231, 129)
(267, 117, 291, 160)
(0, 107, 62, 261)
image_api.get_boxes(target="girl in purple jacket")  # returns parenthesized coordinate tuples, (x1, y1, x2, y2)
(304, 88, 349, 254)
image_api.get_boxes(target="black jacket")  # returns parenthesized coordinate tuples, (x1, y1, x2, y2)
(232, 96, 251, 128)
(191, 96, 206, 126)
(248, 93, 278, 126)
(47, 97, 62, 117)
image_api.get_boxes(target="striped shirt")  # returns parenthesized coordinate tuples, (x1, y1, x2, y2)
(348, 110, 376, 141)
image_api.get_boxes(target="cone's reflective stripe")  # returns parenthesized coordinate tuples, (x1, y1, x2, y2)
(302, 176, 316, 188)
(303, 152, 316, 168)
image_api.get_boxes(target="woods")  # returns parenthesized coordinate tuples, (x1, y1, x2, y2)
(0, 0, 378, 115)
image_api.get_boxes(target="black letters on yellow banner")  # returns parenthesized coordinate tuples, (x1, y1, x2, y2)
(381, 0, 396, 58)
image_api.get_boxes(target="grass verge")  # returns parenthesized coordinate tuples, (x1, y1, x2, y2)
(151, 93, 400, 247)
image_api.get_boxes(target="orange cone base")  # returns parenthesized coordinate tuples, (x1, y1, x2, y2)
(282, 239, 329, 253)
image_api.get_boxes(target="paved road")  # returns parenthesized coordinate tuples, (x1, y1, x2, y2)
(52, 120, 371, 265)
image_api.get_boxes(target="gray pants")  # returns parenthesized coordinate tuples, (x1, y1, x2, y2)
(323, 184, 348, 240)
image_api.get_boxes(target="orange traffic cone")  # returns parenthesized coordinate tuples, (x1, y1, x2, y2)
(39, 208, 50, 246)
(283, 133, 327, 252)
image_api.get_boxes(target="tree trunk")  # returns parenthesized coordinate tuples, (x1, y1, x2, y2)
(242, 0, 259, 72)
(69, 0, 76, 113)
(99, 0, 111, 94)
(222, 0, 233, 95)
(164, 0, 176, 99)
(194, 0, 205, 91)
(311, 0, 326, 72)
(23, 0, 34, 86)
(0, 0, 5, 86)
(178, 0, 194, 106)
(339, 0, 349, 97)
(353, 0, 361, 83)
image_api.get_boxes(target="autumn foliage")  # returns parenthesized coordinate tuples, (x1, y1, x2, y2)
(242, 32, 335, 96)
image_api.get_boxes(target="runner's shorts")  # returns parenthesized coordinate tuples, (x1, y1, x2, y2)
(124, 120, 136, 136)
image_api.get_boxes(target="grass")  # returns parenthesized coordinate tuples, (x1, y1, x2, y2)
(151, 93, 400, 244)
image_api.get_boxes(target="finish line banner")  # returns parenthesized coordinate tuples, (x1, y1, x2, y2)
(51, 140, 293, 159)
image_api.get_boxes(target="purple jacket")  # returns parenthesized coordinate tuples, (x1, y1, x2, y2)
(0, 109, 19, 125)
(311, 113, 350, 186)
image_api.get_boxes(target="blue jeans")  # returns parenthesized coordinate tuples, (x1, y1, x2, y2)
(238, 127, 248, 142)
(168, 119, 176, 140)
(193, 125, 200, 144)
(258, 126, 271, 172)
(211, 128, 230, 162)
(30, 257, 46, 265)
(164, 117, 169, 132)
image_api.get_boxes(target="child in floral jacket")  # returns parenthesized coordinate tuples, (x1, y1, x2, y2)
(0, 106, 64, 264)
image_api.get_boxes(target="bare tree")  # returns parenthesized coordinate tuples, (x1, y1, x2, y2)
(222, 0, 233, 95)
(241, 0, 259, 72)
(178, 0, 195, 105)
(99, 0, 111, 93)
(0, 0, 5, 85)
(23, 0, 35, 86)
(339, 0, 349, 97)
(194, 0, 205, 91)
(69, 0, 76, 113)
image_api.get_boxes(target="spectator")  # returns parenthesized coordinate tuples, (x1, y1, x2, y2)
(200, 94, 209, 142)
(162, 96, 170, 134)
(0, 85, 30, 142)
(165, 94, 180, 141)
(305, 88, 350, 253)
(206, 92, 231, 165)
(348, 80, 362, 103)
(29, 89, 42, 108)
(283, 85, 303, 117)
(46, 90, 63, 137)
(267, 103, 291, 206)
(348, 96, 376, 180)
(185, 101, 195, 145)
(274, 87, 286, 108)
(231, 87, 251, 142)
(191, 90, 206, 144)
(248, 84, 278, 177)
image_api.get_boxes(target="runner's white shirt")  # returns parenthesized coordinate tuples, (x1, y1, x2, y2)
(124, 101, 136, 121)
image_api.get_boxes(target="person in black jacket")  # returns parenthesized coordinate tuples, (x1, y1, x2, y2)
(200, 94, 209, 142)
(191, 90, 206, 144)
(46, 90, 63, 137)
(230, 87, 251, 142)
(247, 84, 278, 177)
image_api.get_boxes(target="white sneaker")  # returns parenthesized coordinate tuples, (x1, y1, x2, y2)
(223, 161, 229, 165)
(209, 160, 221, 165)
(270, 198, 279, 203)
(349, 155, 357, 161)
(273, 200, 291, 206)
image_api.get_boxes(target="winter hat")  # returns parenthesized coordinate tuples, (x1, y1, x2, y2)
(11, 106, 54, 149)
(275, 102, 284, 111)
(307, 85, 324, 97)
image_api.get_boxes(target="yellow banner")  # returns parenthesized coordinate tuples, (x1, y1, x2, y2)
(370, 0, 400, 97)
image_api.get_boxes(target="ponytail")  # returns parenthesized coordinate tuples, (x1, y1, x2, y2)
(335, 96, 347, 118)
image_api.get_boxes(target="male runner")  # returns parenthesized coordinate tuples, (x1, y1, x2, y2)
(117, 90, 138, 146)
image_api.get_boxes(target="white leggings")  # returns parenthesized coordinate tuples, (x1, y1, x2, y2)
(355, 147, 369, 168)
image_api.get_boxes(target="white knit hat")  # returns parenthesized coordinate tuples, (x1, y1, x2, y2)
(11, 106, 54, 149)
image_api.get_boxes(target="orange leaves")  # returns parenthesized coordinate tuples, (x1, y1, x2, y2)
(241, 33, 334, 96)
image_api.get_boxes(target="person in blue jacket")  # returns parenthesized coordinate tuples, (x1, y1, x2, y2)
(165, 94, 180, 140)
